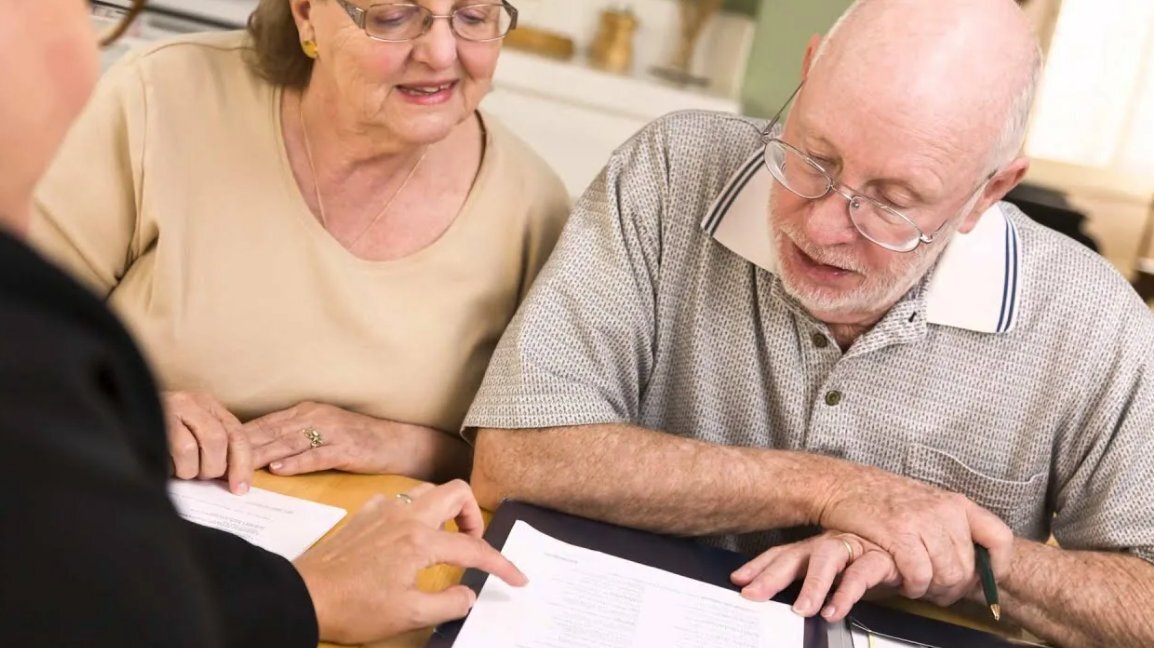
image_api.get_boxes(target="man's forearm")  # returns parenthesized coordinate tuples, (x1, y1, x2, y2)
(471, 424, 844, 536)
(1001, 539, 1154, 647)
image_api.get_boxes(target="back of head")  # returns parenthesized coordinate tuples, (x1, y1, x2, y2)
(808, 0, 1042, 177)
(0, 0, 100, 232)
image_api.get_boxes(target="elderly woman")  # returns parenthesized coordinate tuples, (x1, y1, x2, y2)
(32, 0, 568, 492)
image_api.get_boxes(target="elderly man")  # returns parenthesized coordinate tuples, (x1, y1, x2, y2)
(465, 0, 1154, 644)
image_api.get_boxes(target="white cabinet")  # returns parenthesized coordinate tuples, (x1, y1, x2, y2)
(486, 50, 741, 196)
(482, 87, 648, 198)
(148, 0, 256, 25)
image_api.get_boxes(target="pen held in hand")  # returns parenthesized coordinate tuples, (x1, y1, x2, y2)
(975, 544, 1001, 621)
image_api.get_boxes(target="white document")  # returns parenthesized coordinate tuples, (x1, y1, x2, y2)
(454, 521, 805, 648)
(167, 480, 346, 560)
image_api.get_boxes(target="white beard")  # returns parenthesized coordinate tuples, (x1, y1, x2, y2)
(768, 193, 955, 320)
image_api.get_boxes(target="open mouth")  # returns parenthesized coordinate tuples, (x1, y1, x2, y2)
(397, 81, 457, 97)
(790, 239, 857, 279)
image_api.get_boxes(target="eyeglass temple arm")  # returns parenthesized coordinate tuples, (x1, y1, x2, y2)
(338, 0, 367, 27)
(923, 171, 998, 241)
(503, 1, 519, 30)
(762, 81, 806, 139)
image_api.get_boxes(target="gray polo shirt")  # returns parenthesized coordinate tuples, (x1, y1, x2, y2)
(465, 110, 1154, 562)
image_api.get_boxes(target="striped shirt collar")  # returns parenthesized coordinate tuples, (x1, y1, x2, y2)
(701, 150, 1022, 334)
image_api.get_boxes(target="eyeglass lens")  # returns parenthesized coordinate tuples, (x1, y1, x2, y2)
(365, 3, 513, 41)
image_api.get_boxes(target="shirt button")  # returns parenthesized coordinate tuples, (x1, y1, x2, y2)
(825, 390, 843, 406)
(812, 333, 829, 349)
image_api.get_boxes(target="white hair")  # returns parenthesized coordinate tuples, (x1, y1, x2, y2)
(811, 0, 1044, 174)
(987, 40, 1043, 171)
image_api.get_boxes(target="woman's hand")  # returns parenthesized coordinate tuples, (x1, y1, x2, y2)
(731, 531, 903, 622)
(163, 390, 252, 494)
(244, 401, 466, 480)
(294, 480, 527, 645)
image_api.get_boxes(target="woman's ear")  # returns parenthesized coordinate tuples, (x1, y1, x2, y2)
(290, 0, 316, 38)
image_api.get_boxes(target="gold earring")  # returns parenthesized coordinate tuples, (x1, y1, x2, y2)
(302, 40, 318, 59)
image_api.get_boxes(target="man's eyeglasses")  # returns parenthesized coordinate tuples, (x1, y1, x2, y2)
(89, 0, 148, 47)
(761, 83, 990, 254)
(335, 0, 518, 43)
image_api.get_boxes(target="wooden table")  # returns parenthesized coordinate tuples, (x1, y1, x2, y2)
(255, 471, 1021, 648)
(252, 470, 477, 648)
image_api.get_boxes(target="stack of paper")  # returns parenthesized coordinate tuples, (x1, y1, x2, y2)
(168, 480, 346, 560)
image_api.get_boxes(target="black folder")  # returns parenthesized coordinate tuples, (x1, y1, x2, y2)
(428, 501, 1020, 648)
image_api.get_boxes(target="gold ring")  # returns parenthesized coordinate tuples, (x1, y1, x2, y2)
(303, 426, 324, 449)
(395, 492, 414, 505)
(837, 537, 856, 563)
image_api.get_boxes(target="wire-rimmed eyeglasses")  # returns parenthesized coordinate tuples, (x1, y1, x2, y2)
(335, 0, 518, 43)
(761, 83, 992, 254)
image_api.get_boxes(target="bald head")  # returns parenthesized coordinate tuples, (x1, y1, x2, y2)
(809, 0, 1041, 175)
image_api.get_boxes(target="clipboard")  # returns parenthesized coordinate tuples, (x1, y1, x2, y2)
(428, 501, 1022, 648)
(428, 500, 826, 648)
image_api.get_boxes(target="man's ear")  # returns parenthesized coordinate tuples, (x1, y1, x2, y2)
(957, 156, 1030, 234)
(801, 34, 823, 80)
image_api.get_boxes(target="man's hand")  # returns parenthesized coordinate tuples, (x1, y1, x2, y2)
(294, 480, 528, 645)
(815, 465, 1014, 605)
(163, 390, 251, 494)
(732, 531, 902, 621)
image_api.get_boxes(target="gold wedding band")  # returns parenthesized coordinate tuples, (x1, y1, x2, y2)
(838, 537, 856, 563)
(395, 492, 414, 505)
(303, 426, 324, 449)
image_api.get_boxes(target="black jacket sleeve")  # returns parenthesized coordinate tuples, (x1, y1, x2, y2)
(0, 232, 317, 647)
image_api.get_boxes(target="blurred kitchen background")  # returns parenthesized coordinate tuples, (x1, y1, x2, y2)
(91, 0, 1154, 298)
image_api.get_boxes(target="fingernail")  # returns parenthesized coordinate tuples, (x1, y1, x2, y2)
(792, 598, 809, 615)
(270, 462, 283, 471)
(733, 566, 750, 579)
(236, 481, 250, 495)
(822, 605, 836, 619)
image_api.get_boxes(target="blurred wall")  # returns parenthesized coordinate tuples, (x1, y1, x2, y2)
(740, 0, 855, 117)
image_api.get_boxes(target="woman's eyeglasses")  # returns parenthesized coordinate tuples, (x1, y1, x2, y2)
(335, 0, 518, 43)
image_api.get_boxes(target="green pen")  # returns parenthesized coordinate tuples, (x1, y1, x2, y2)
(975, 544, 1001, 621)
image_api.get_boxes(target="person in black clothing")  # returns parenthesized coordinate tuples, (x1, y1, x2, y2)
(0, 1, 525, 645)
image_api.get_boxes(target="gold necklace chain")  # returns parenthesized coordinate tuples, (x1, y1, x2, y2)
(297, 92, 428, 251)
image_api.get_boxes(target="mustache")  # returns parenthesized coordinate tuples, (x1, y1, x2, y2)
(768, 185, 867, 274)
(773, 219, 867, 274)
(795, 239, 865, 273)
